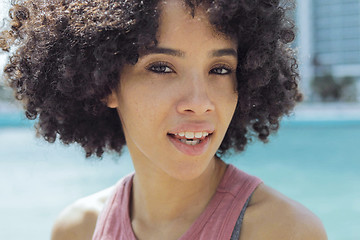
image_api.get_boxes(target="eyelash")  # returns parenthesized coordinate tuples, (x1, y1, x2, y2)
(146, 62, 174, 74)
(146, 62, 234, 75)
(210, 64, 233, 75)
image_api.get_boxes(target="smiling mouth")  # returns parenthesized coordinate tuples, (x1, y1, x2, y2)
(167, 132, 213, 146)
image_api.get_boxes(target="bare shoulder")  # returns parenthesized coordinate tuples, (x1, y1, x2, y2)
(51, 186, 115, 240)
(240, 183, 328, 240)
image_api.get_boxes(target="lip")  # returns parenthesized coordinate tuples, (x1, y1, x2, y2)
(167, 122, 214, 156)
(168, 123, 215, 135)
(167, 133, 211, 156)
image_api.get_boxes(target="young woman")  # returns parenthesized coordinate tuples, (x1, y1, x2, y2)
(1, 0, 327, 239)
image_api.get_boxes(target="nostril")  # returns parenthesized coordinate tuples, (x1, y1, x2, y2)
(176, 91, 215, 114)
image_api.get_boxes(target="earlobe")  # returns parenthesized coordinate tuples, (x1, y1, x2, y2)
(105, 91, 118, 108)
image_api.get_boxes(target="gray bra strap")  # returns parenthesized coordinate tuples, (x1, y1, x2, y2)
(229, 193, 253, 240)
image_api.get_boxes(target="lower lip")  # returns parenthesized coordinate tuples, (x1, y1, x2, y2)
(168, 134, 211, 156)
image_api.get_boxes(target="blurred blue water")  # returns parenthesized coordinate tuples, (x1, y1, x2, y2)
(0, 117, 359, 240)
(0, 112, 33, 127)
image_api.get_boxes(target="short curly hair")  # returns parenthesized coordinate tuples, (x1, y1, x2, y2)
(0, 0, 301, 158)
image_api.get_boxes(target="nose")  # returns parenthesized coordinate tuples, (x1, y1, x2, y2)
(176, 73, 215, 115)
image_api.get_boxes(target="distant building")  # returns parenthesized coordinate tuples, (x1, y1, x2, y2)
(1, 1, 359, 101)
(296, 0, 360, 101)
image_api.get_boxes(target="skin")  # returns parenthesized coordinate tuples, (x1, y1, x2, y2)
(51, 1, 328, 239)
(106, 1, 238, 238)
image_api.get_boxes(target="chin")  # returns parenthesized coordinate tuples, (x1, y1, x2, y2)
(164, 155, 216, 181)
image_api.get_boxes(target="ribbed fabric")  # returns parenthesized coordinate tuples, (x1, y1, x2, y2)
(230, 192, 254, 240)
(92, 164, 262, 240)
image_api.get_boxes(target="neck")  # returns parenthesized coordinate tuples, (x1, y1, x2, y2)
(131, 157, 227, 227)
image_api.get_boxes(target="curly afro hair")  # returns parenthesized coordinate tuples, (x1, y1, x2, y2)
(0, 0, 302, 158)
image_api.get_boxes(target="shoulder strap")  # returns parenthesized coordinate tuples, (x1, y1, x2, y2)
(229, 192, 253, 240)
(92, 173, 135, 240)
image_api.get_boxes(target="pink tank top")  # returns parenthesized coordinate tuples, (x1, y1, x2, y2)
(92, 164, 262, 240)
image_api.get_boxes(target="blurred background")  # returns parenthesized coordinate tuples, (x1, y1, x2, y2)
(0, 0, 359, 239)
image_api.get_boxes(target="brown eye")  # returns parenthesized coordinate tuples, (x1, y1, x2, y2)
(210, 65, 233, 75)
(147, 62, 174, 74)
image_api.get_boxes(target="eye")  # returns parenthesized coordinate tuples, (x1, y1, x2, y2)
(210, 65, 233, 75)
(146, 62, 174, 74)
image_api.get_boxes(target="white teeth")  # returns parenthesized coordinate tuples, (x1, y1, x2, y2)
(185, 132, 195, 139)
(189, 140, 199, 145)
(195, 132, 202, 138)
(174, 131, 211, 139)
(180, 139, 201, 145)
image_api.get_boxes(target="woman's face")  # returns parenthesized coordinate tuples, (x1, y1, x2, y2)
(109, 0, 238, 180)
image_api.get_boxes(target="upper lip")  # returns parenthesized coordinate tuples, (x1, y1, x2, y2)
(168, 122, 215, 135)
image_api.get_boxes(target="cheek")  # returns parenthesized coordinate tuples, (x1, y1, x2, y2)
(212, 84, 238, 128)
(224, 93, 238, 120)
(211, 78, 238, 108)
(118, 84, 169, 132)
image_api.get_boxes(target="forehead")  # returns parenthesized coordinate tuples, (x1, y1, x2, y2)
(156, 0, 237, 49)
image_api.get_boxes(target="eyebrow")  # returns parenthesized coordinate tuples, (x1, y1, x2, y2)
(143, 47, 185, 57)
(142, 47, 237, 58)
(209, 48, 237, 58)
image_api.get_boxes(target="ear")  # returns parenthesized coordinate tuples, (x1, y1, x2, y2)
(104, 90, 118, 108)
